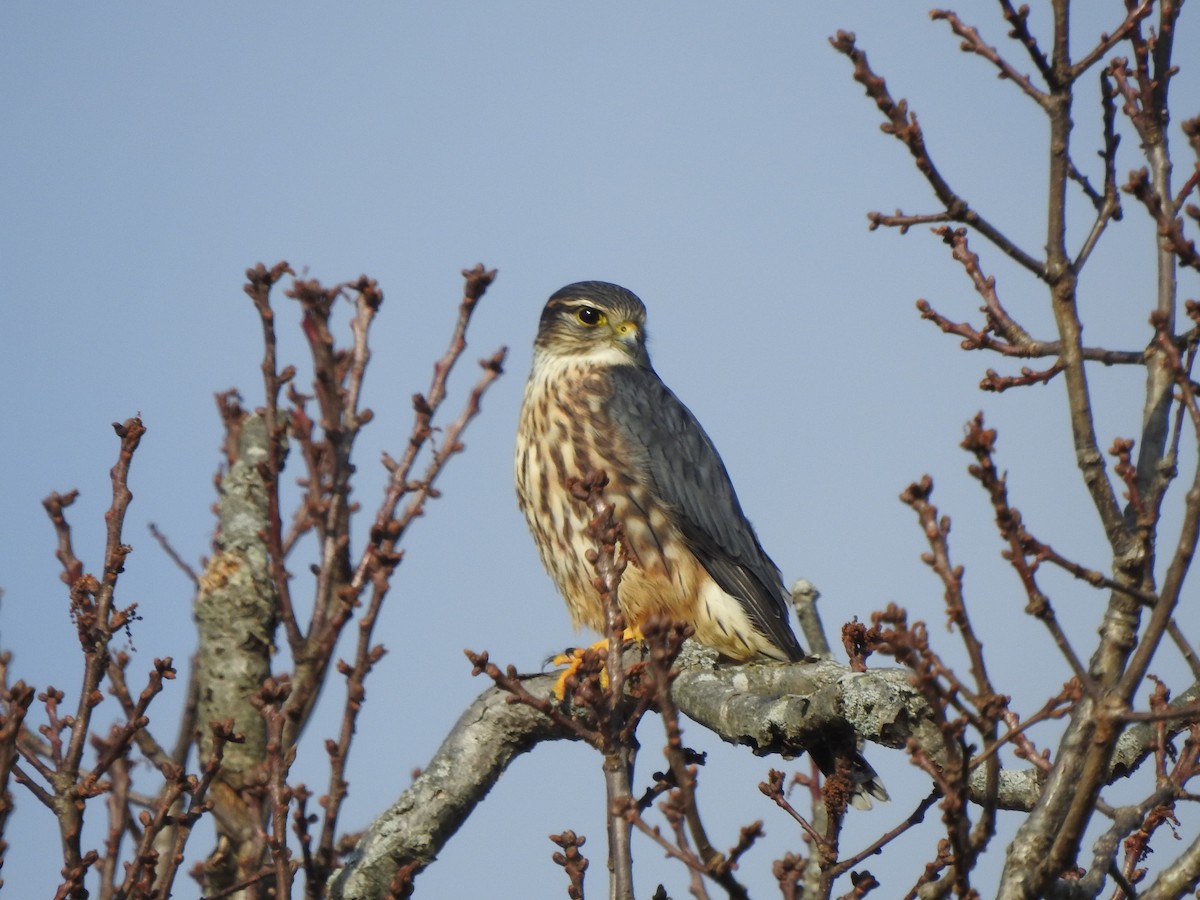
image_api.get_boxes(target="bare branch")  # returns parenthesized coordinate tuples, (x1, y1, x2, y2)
(147, 522, 200, 588)
(1068, 1, 1154, 80)
(830, 31, 1046, 278)
(997, 1, 1052, 82)
(930, 10, 1048, 104)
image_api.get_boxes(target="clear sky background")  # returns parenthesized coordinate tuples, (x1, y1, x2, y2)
(3, 3, 1198, 897)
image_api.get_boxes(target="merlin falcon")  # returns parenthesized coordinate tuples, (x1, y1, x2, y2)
(515, 281, 887, 808)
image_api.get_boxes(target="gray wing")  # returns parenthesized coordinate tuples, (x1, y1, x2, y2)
(606, 364, 804, 660)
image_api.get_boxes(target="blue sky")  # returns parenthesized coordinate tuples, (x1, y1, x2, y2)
(3, 3, 1198, 896)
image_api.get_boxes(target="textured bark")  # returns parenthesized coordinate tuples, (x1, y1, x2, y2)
(331, 646, 927, 899)
(327, 671, 566, 899)
(331, 639, 1200, 898)
(669, 645, 929, 760)
(193, 413, 281, 894)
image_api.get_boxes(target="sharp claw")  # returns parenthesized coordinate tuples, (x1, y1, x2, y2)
(550, 630, 647, 699)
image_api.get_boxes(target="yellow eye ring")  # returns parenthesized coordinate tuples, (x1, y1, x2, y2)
(576, 306, 605, 326)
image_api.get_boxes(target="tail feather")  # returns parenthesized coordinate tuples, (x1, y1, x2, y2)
(845, 750, 889, 811)
(807, 742, 889, 811)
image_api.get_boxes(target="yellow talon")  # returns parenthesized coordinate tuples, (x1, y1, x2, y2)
(551, 628, 645, 699)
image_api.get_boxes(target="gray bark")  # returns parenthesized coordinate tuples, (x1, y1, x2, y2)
(328, 671, 566, 898)
(329, 644, 1197, 898)
(329, 644, 928, 899)
(193, 413, 281, 892)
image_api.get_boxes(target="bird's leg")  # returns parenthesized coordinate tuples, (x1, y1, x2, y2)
(551, 627, 645, 700)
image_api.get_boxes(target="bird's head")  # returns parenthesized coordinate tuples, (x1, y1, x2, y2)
(534, 281, 650, 367)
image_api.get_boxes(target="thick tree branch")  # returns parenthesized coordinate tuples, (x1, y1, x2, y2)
(332, 643, 1196, 898)
(327, 668, 568, 899)
(194, 412, 280, 893)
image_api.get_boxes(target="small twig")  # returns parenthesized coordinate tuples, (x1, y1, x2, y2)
(836, 870, 880, 899)
(1126, 168, 1200, 271)
(89, 657, 175, 782)
(1116, 700, 1200, 724)
(1074, 66, 1125, 269)
(960, 415, 1093, 687)
(570, 471, 638, 900)
(243, 262, 303, 653)
(867, 210, 955, 234)
(930, 9, 1048, 105)
(115, 762, 193, 897)
(348, 267, 502, 599)
(759, 770, 829, 857)
(147, 522, 200, 588)
(41, 417, 147, 893)
(257, 678, 296, 897)
(643, 619, 750, 897)
(153, 721, 230, 894)
(1068, 1, 1154, 80)
(1174, 167, 1200, 212)
(916, 229, 1144, 385)
(550, 830, 589, 900)
(918, 296, 1141, 367)
(1168, 620, 1200, 682)
(0, 677, 36, 863)
(830, 31, 1046, 278)
(284, 265, 503, 750)
(997, 0, 1052, 82)
(980, 362, 1067, 392)
(829, 789, 940, 879)
(968, 685, 1079, 773)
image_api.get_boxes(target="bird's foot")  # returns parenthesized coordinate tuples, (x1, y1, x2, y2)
(552, 628, 644, 699)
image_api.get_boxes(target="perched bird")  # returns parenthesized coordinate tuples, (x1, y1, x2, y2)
(515, 281, 887, 808)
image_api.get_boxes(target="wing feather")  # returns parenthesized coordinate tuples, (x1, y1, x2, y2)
(606, 364, 804, 660)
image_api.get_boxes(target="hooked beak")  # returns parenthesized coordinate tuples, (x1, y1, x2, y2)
(612, 319, 639, 346)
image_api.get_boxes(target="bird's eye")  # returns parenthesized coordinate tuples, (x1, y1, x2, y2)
(576, 306, 604, 326)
